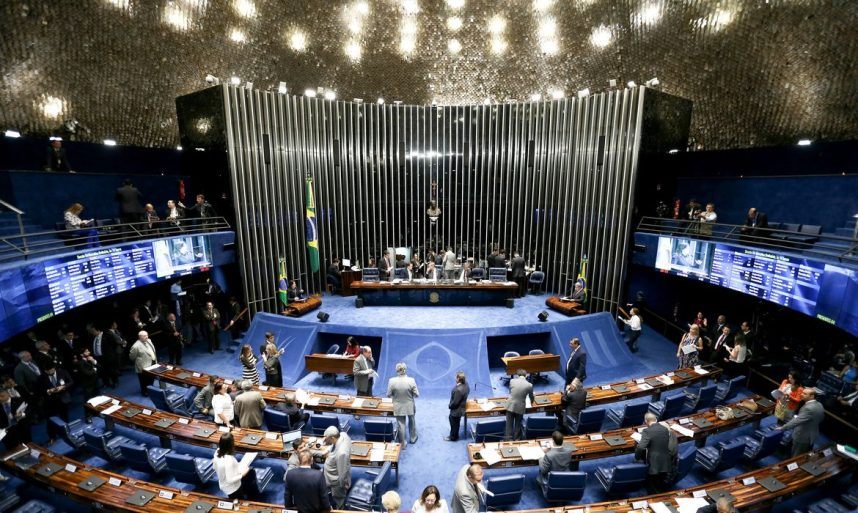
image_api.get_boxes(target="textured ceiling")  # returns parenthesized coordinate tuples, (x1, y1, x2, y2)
(1, 0, 856, 150)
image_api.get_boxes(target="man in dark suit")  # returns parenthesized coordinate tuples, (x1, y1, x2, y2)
(100, 321, 125, 387)
(635, 412, 677, 491)
(510, 252, 526, 297)
(180, 194, 216, 219)
(446, 371, 469, 441)
(34, 341, 64, 373)
(561, 378, 587, 433)
(39, 363, 74, 442)
(44, 139, 73, 172)
(161, 313, 184, 365)
(13, 352, 41, 403)
(284, 450, 332, 513)
(115, 179, 144, 224)
(327, 258, 342, 293)
(777, 387, 824, 456)
(565, 337, 587, 384)
(0, 388, 30, 449)
(740, 207, 768, 242)
(202, 301, 221, 353)
(379, 250, 393, 281)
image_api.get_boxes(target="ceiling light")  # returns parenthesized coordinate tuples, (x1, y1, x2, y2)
(400, 35, 416, 54)
(488, 14, 506, 34)
(324, 90, 337, 101)
(347, 19, 362, 34)
(230, 76, 240, 85)
(345, 40, 362, 61)
(540, 38, 559, 55)
(205, 74, 220, 85)
(645, 77, 660, 87)
(448, 38, 462, 54)
(577, 88, 590, 98)
(797, 139, 812, 146)
(233, 0, 256, 19)
(354, 1, 369, 15)
(353, 98, 364, 103)
(289, 30, 307, 51)
(490, 36, 507, 55)
(49, 136, 63, 141)
(589, 25, 612, 48)
(230, 28, 246, 43)
(483, 98, 491, 105)
(668, 149, 679, 154)
(533, 0, 554, 11)
(4, 130, 21, 138)
(550, 89, 565, 99)
(176, 145, 183, 150)
(627, 80, 637, 88)
(103, 139, 117, 146)
(278, 82, 288, 94)
(445, 0, 465, 8)
(608, 79, 617, 87)
(637, 4, 661, 25)
(401, 17, 418, 35)
(538, 17, 557, 38)
(304, 89, 317, 98)
(376, 98, 385, 105)
(163, 4, 191, 31)
(40, 96, 65, 119)
(401, 0, 420, 15)
(446, 16, 463, 31)
(244, 82, 253, 89)
(530, 93, 542, 102)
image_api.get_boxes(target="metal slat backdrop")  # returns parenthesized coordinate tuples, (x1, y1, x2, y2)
(221, 85, 645, 316)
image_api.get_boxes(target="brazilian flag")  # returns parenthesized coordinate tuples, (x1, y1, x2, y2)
(277, 257, 288, 307)
(577, 254, 588, 303)
(305, 176, 320, 273)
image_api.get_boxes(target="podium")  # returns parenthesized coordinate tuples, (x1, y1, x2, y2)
(545, 296, 587, 316)
(283, 296, 322, 317)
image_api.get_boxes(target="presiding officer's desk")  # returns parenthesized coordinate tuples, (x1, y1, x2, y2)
(304, 353, 356, 375)
(282, 295, 322, 317)
(468, 395, 774, 468)
(86, 395, 401, 468)
(545, 296, 588, 316)
(144, 363, 395, 417)
(350, 280, 518, 306)
(3, 443, 853, 513)
(502, 353, 560, 375)
(466, 365, 723, 420)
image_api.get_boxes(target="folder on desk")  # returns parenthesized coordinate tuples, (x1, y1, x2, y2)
(605, 435, 627, 447)
(534, 396, 552, 405)
(501, 446, 520, 458)
(176, 372, 191, 380)
(758, 476, 787, 492)
(363, 399, 379, 408)
(318, 397, 337, 405)
(731, 408, 749, 419)
(706, 489, 735, 503)
(147, 365, 166, 374)
(78, 476, 106, 491)
(184, 501, 215, 513)
(154, 418, 176, 429)
(13, 454, 39, 470)
(800, 462, 825, 476)
(36, 462, 62, 476)
(194, 427, 215, 438)
(611, 385, 630, 393)
(691, 418, 713, 429)
(241, 434, 262, 446)
(755, 398, 775, 409)
(121, 408, 141, 418)
(645, 378, 662, 387)
(125, 490, 156, 506)
(351, 445, 371, 457)
(675, 371, 693, 380)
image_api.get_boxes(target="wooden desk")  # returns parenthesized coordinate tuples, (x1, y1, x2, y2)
(341, 270, 362, 296)
(283, 295, 322, 317)
(304, 354, 356, 375)
(468, 395, 774, 468)
(145, 363, 395, 417)
(350, 280, 518, 306)
(545, 296, 588, 316)
(2, 443, 852, 513)
(86, 395, 400, 468)
(502, 354, 560, 375)
(465, 365, 723, 420)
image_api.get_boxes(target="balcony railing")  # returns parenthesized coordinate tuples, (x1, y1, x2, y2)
(636, 216, 858, 267)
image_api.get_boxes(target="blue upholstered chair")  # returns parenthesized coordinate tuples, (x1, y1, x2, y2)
(484, 474, 526, 508)
(501, 351, 520, 385)
(595, 463, 648, 494)
(469, 418, 506, 442)
(841, 483, 858, 508)
(164, 452, 217, 487)
(715, 375, 746, 403)
(816, 372, 847, 397)
(648, 393, 686, 420)
(566, 408, 606, 434)
(48, 416, 86, 449)
(470, 268, 486, 280)
(243, 466, 275, 497)
(695, 439, 746, 473)
(10, 500, 56, 513)
(118, 442, 170, 475)
(528, 271, 545, 294)
(541, 471, 586, 502)
(82, 427, 131, 462)
(263, 407, 291, 432)
(364, 419, 398, 442)
(147, 385, 192, 416)
(742, 428, 784, 461)
(523, 415, 557, 439)
(527, 349, 550, 383)
(344, 461, 395, 511)
(807, 498, 853, 513)
(326, 344, 340, 355)
(0, 489, 20, 512)
(670, 443, 697, 484)
(308, 412, 350, 436)
(606, 401, 649, 428)
(683, 384, 718, 411)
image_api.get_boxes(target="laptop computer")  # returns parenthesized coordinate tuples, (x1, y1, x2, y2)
(282, 429, 303, 445)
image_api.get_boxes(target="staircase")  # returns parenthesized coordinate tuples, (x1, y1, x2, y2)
(0, 211, 67, 261)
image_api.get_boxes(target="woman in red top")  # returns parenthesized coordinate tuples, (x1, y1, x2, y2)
(343, 336, 360, 357)
(774, 371, 804, 423)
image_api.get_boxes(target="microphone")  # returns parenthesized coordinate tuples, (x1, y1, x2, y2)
(472, 381, 496, 392)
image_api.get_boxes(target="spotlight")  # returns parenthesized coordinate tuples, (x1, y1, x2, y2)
(230, 76, 241, 85)
(608, 79, 617, 87)
(244, 82, 253, 89)
(645, 77, 660, 87)
(4, 130, 21, 138)
(324, 90, 337, 101)
(103, 139, 117, 146)
(278, 82, 288, 94)
(627, 81, 637, 88)
(304, 88, 317, 98)
(353, 98, 364, 103)
(668, 148, 679, 154)
(49, 136, 63, 141)
(483, 98, 491, 105)
(205, 74, 220, 85)
(317, 311, 330, 322)
(797, 139, 812, 146)
(577, 88, 590, 98)
(377, 97, 385, 105)
(176, 146, 183, 151)
(549, 90, 564, 99)
(538, 311, 549, 322)
(530, 93, 542, 102)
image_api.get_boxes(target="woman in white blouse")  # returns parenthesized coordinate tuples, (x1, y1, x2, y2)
(211, 382, 234, 428)
(412, 485, 449, 513)
(212, 432, 250, 499)
(64, 203, 99, 248)
(724, 335, 748, 377)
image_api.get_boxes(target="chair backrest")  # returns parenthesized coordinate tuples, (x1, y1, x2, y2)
(503, 351, 520, 358)
(577, 408, 606, 433)
(816, 372, 846, 396)
(326, 344, 340, 355)
(263, 408, 291, 432)
(694, 384, 718, 410)
(754, 429, 785, 459)
(361, 268, 380, 282)
(147, 385, 172, 411)
(164, 453, 203, 484)
(475, 418, 506, 441)
(118, 442, 153, 473)
(525, 415, 556, 430)
(799, 224, 822, 235)
(660, 394, 687, 419)
(364, 419, 396, 442)
(485, 474, 525, 506)
(470, 268, 485, 279)
(49, 417, 80, 447)
(82, 428, 109, 458)
(529, 349, 545, 356)
(371, 461, 395, 503)
(620, 402, 649, 427)
(609, 463, 648, 492)
(716, 439, 746, 468)
(310, 413, 338, 434)
(529, 271, 545, 283)
(672, 444, 697, 483)
(394, 268, 407, 279)
(545, 471, 586, 502)
(489, 267, 507, 282)
(781, 223, 800, 232)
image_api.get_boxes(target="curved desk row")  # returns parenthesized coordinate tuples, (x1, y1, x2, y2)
(468, 395, 774, 468)
(465, 365, 723, 419)
(86, 395, 400, 469)
(2, 443, 852, 513)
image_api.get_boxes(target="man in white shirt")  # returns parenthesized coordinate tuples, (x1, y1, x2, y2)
(211, 382, 235, 428)
(618, 307, 642, 352)
(129, 331, 157, 396)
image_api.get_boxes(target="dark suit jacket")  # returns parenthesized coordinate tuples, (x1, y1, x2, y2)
(284, 467, 331, 513)
(161, 318, 184, 346)
(379, 256, 393, 278)
(449, 382, 469, 417)
(101, 329, 124, 364)
(115, 185, 144, 215)
(327, 264, 341, 279)
(510, 257, 525, 278)
(185, 201, 216, 218)
(38, 368, 74, 405)
(13, 362, 40, 398)
(742, 212, 768, 235)
(34, 350, 63, 373)
(45, 147, 72, 172)
(566, 348, 587, 383)
(563, 388, 587, 419)
(634, 422, 676, 474)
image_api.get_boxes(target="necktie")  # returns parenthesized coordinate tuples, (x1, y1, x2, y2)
(715, 335, 725, 350)
(28, 362, 40, 376)
(94, 335, 102, 356)
(4, 403, 13, 426)
(51, 375, 57, 387)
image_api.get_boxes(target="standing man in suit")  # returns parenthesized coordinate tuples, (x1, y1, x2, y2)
(101, 321, 125, 387)
(161, 313, 184, 365)
(379, 250, 393, 281)
(505, 369, 535, 441)
(537, 431, 572, 486)
(446, 371, 469, 441)
(44, 139, 73, 172)
(709, 325, 732, 364)
(635, 412, 677, 491)
(740, 207, 768, 242)
(510, 252, 526, 297)
(129, 330, 157, 396)
(443, 247, 457, 280)
(353, 346, 375, 397)
(233, 380, 266, 429)
(387, 362, 419, 447)
(777, 388, 824, 456)
(202, 301, 221, 353)
(451, 463, 484, 513)
(566, 338, 587, 384)
(39, 363, 74, 443)
(561, 378, 587, 433)
(322, 426, 352, 508)
(285, 450, 331, 513)
(0, 388, 30, 449)
(179, 194, 216, 219)
(738, 321, 756, 353)
(115, 178, 144, 224)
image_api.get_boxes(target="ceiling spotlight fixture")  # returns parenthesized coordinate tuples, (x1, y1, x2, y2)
(550, 89, 565, 99)
(668, 148, 679, 154)
(490, 36, 507, 55)
(233, 0, 257, 19)
(49, 136, 63, 141)
(447, 38, 462, 54)
(488, 14, 506, 34)
(354, 1, 370, 15)
(530, 93, 542, 102)
(244, 82, 253, 89)
(483, 98, 491, 105)
(41, 96, 65, 119)
(627, 80, 637, 88)
(797, 139, 812, 146)
(577, 88, 590, 98)
(401, 0, 420, 15)
(345, 40, 362, 61)
(289, 30, 308, 52)
(4, 130, 21, 138)
(445, 0, 465, 8)
(353, 98, 364, 103)
(645, 77, 660, 87)
(205, 74, 220, 85)
(324, 90, 337, 101)
(278, 82, 288, 94)
(589, 24, 612, 48)
(608, 79, 617, 87)
(446, 16, 463, 31)
(533, 0, 554, 12)
(304, 88, 317, 98)
(103, 139, 117, 146)
(377, 97, 385, 105)
(229, 28, 247, 43)
(176, 145, 183, 151)
(230, 76, 241, 85)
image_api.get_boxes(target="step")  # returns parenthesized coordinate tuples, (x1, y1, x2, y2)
(835, 227, 855, 237)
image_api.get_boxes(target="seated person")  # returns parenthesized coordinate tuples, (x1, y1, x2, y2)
(404, 262, 415, 281)
(327, 258, 342, 292)
(275, 391, 309, 428)
(826, 382, 858, 418)
(425, 261, 439, 281)
(569, 281, 585, 301)
(343, 336, 361, 357)
(63, 203, 99, 248)
(286, 280, 306, 301)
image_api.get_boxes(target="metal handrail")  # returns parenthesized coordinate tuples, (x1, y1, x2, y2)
(636, 216, 858, 265)
(0, 216, 232, 264)
(0, 198, 28, 254)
